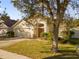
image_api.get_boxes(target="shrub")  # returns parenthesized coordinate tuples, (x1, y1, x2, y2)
(61, 31, 69, 40)
(40, 32, 52, 40)
(69, 30, 75, 38)
(60, 30, 75, 43)
(6, 31, 15, 37)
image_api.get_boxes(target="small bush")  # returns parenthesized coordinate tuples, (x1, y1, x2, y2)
(40, 32, 52, 40)
(69, 30, 75, 38)
(60, 30, 75, 43)
(61, 31, 69, 42)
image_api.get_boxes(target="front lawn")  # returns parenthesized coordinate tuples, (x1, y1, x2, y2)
(1, 40, 79, 59)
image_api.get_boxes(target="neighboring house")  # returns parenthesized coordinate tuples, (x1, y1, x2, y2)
(71, 27, 79, 38)
(0, 19, 16, 37)
(0, 20, 8, 37)
(12, 20, 34, 38)
(59, 23, 79, 38)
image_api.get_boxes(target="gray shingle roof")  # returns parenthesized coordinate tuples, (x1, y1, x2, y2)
(4, 20, 17, 27)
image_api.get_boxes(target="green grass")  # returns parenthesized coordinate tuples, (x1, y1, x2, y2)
(1, 40, 79, 59)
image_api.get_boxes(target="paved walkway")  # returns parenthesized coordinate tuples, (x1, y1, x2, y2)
(0, 49, 31, 59)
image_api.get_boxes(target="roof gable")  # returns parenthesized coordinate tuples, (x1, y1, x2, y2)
(12, 20, 33, 28)
(26, 13, 50, 25)
(0, 23, 8, 28)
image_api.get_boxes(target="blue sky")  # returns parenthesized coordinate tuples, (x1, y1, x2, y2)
(0, 0, 24, 20)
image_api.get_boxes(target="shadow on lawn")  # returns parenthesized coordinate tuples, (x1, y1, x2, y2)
(43, 50, 79, 59)
(43, 55, 79, 59)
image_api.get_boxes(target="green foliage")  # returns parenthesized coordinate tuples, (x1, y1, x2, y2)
(41, 32, 52, 40)
(69, 30, 75, 38)
(0, 14, 10, 22)
(6, 31, 14, 37)
(61, 31, 69, 40)
(60, 30, 75, 43)
(12, 0, 36, 15)
(73, 19, 79, 27)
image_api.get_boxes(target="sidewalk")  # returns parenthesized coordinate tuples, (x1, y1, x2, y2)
(0, 49, 31, 59)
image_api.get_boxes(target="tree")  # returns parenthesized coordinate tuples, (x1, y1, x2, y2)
(73, 19, 79, 27)
(0, 14, 10, 21)
(0, 9, 10, 22)
(11, 0, 78, 53)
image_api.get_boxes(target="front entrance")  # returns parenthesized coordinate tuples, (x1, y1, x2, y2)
(38, 23, 44, 37)
(38, 28, 44, 37)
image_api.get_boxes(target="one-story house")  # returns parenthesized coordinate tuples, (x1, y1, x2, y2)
(11, 14, 50, 38)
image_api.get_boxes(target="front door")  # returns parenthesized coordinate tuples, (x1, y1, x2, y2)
(38, 23, 44, 37)
(38, 28, 44, 37)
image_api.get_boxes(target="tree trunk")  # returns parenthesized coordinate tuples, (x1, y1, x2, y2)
(51, 24, 59, 53)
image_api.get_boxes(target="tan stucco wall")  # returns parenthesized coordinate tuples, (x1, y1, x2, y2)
(0, 23, 8, 36)
(13, 20, 34, 38)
